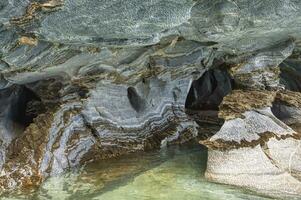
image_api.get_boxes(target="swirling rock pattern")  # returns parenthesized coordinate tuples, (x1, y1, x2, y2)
(0, 0, 300, 196)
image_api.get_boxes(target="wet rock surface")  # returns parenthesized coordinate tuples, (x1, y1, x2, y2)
(0, 0, 301, 198)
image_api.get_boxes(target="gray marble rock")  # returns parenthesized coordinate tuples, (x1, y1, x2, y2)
(0, 0, 301, 194)
(203, 107, 301, 198)
(206, 145, 301, 198)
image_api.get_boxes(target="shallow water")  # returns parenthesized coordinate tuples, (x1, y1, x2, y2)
(3, 142, 273, 200)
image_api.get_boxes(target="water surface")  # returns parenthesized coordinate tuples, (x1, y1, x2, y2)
(4, 142, 273, 200)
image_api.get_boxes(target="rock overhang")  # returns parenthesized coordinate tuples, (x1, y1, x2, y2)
(0, 0, 301, 196)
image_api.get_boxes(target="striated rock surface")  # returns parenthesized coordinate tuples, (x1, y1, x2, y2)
(201, 90, 301, 198)
(0, 0, 300, 197)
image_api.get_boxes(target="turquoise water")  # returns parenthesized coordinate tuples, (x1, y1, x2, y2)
(3, 142, 272, 200)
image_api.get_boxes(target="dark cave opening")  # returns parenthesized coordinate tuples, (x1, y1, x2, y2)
(271, 98, 301, 128)
(274, 52, 301, 126)
(10, 86, 43, 128)
(279, 55, 301, 92)
(271, 102, 289, 124)
(184, 68, 234, 140)
(185, 68, 234, 111)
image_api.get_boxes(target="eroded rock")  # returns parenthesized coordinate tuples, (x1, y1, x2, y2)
(202, 90, 301, 198)
(0, 0, 301, 196)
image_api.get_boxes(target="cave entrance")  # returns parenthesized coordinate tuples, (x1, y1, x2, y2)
(185, 68, 234, 140)
(10, 86, 44, 129)
(274, 51, 301, 130)
(279, 52, 301, 92)
(185, 69, 233, 111)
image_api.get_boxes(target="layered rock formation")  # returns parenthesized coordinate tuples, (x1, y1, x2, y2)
(0, 0, 301, 197)
(201, 90, 301, 198)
